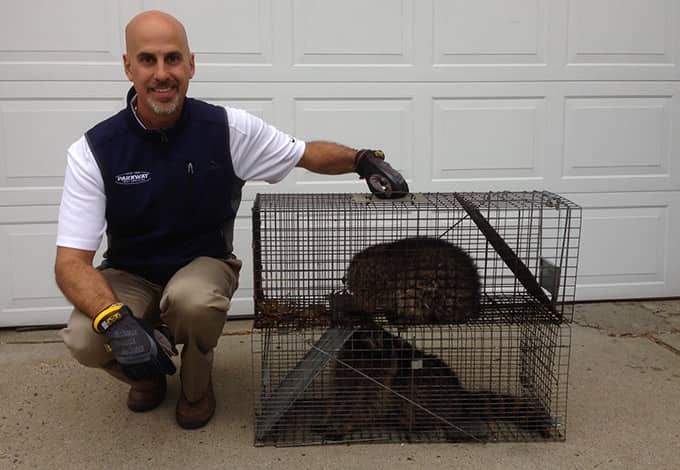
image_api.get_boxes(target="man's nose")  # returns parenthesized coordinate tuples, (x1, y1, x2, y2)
(154, 63, 170, 81)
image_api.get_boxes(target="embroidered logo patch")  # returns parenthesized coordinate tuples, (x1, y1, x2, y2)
(115, 171, 151, 185)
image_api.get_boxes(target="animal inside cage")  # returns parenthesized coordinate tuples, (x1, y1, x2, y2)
(251, 192, 581, 446)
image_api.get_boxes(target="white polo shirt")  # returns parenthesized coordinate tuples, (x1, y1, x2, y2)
(57, 105, 306, 252)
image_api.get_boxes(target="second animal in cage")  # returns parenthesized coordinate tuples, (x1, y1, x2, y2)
(315, 324, 553, 443)
(333, 237, 482, 325)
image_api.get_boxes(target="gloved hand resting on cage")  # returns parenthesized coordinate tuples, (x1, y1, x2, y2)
(295, 143, 409, 199)
(354, 149, 409, 199)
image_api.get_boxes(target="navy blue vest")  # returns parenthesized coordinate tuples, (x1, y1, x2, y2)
(86, 87, 243, 285)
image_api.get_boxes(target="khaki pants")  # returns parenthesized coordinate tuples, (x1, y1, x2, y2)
(60, 256, 242, 402)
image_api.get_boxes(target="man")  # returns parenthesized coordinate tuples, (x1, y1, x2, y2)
(55, 10, 407, 429)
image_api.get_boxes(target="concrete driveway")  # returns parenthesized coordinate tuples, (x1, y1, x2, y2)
(1, 300, 678, 470)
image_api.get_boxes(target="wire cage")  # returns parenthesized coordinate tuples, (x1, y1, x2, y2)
(251, 192, 581, 446)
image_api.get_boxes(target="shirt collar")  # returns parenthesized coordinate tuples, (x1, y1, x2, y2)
(129, 95, 148, 130)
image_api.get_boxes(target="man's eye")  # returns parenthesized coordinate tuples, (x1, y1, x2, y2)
(139, 56, 154, 64)
(167, 55, 181, 64)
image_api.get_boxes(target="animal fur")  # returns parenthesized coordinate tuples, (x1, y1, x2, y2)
(343, 238, 481, 324)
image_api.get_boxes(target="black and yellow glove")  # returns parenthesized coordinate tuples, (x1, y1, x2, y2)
(354, 149, 409, 199)
(93, 303, 177, 381)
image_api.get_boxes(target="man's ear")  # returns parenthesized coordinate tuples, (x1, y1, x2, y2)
(123, 54, 133, 81)
(189, 53, 195, 79)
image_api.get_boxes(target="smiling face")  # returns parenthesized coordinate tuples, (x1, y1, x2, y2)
(123, 11, 195, 129)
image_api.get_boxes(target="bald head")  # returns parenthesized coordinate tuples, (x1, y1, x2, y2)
(122, 10, 195, 129)
(125, 10, 191, 56)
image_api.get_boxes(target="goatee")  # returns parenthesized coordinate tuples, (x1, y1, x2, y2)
(147, 95, 180, 116)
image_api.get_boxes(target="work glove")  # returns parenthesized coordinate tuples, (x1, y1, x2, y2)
(354, 149, 409, 199)
(93, 303, 177, 381)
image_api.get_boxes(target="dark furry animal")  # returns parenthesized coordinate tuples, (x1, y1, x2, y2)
(343, 238, 481, 324)
(319, 326, 552, 442)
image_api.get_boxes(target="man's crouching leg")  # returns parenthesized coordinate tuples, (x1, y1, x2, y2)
(160, 256, 241, 429)
(59, 268, 166, 412)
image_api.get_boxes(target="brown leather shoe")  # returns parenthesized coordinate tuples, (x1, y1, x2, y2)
(127, 375, 167, 412)
(176, 380, 216, 429)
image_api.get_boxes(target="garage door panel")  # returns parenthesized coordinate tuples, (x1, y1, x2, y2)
(293, 0, 412, 65)
(579, 209, 665, 279)
(293, 98, 413, 187)
(150, 0, 273, 65)
(0, 100, 120, 186)
(567, 192, 679, 300)
(0, 0, 121, 62)
(5, 227, 61, 301)
(0, 1, 128, 81)
(0, 217, 69, 327)
(432, 97, 546, 182)
(567, 0, 672, 64)
(563, 96, 672, 177)
(563, 0, 680, 80)
(557, 86, 680, 193)
(433, 0, 546, 64)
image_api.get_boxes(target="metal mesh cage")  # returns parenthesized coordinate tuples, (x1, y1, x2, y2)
(251, 191, 580, 446)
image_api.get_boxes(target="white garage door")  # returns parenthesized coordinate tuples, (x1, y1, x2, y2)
(0, 1, 678, 327)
